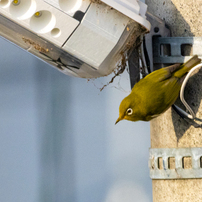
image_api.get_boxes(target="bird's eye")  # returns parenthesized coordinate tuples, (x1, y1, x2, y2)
(126, 108, 133, 115)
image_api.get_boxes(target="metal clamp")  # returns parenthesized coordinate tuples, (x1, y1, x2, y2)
(149, 147, 202, 179)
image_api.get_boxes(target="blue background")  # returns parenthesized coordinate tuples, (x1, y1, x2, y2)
(0, 37, 152, 202)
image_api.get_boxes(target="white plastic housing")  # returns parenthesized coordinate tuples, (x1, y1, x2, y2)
(0, 0, 80, 46)
(101, 0, 150, 30)
(63, 3, 130, 69)
(0, 0, 151, 78)
(43, 0, 91, 17)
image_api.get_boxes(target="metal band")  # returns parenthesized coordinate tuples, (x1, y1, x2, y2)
(149, 147, 202, 179)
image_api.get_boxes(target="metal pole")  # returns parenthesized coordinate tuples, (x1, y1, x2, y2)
(146, 0, 202, 201)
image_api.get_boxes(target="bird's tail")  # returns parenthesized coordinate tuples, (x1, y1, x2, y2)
(174, 55, 201, 78)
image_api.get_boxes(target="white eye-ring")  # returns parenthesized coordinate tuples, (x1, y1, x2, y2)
(126, 108, 133, 115)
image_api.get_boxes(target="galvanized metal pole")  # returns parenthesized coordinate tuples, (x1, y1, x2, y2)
(146, 0, 202, 201)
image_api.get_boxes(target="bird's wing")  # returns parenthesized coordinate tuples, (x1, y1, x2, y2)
(164, 63, 181, 76)
(131, 64, 181, 94)
(133, 76, 181, 121)
(152, 63, 181, 82)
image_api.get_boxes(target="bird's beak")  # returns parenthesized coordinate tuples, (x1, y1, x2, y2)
(115, 117, 122, 125)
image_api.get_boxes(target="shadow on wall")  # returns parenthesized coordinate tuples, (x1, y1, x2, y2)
(172, 68, 202, 141)
(146, 0, 202, 141)
(146, 0, 193, 37)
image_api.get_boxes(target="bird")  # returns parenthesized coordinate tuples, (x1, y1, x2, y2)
(116, 55, 201, 124)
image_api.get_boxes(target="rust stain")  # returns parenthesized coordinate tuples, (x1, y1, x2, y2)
(22, 37, 49, 53)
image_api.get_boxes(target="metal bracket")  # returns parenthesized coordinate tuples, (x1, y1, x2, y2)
(149, 147, 202, 179)
(144, 12, 171, 72)
(144, 13, 202, 69)
(153, 37, 202, 64)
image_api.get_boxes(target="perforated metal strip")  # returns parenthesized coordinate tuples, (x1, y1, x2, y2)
(149, 147, 202, 179)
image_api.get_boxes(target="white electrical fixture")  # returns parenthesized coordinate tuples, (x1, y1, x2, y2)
(0, 0, 151, 78)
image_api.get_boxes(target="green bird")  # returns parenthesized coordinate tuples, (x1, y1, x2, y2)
(116, 55, 201, 124)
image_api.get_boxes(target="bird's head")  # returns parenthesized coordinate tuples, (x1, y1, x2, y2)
(115, 95, 140, 124)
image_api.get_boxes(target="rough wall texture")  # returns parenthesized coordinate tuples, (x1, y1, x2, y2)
(146, 0, 202, 201)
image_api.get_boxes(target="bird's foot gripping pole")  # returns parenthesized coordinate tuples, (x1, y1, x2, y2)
(140, 13, 202, 127)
